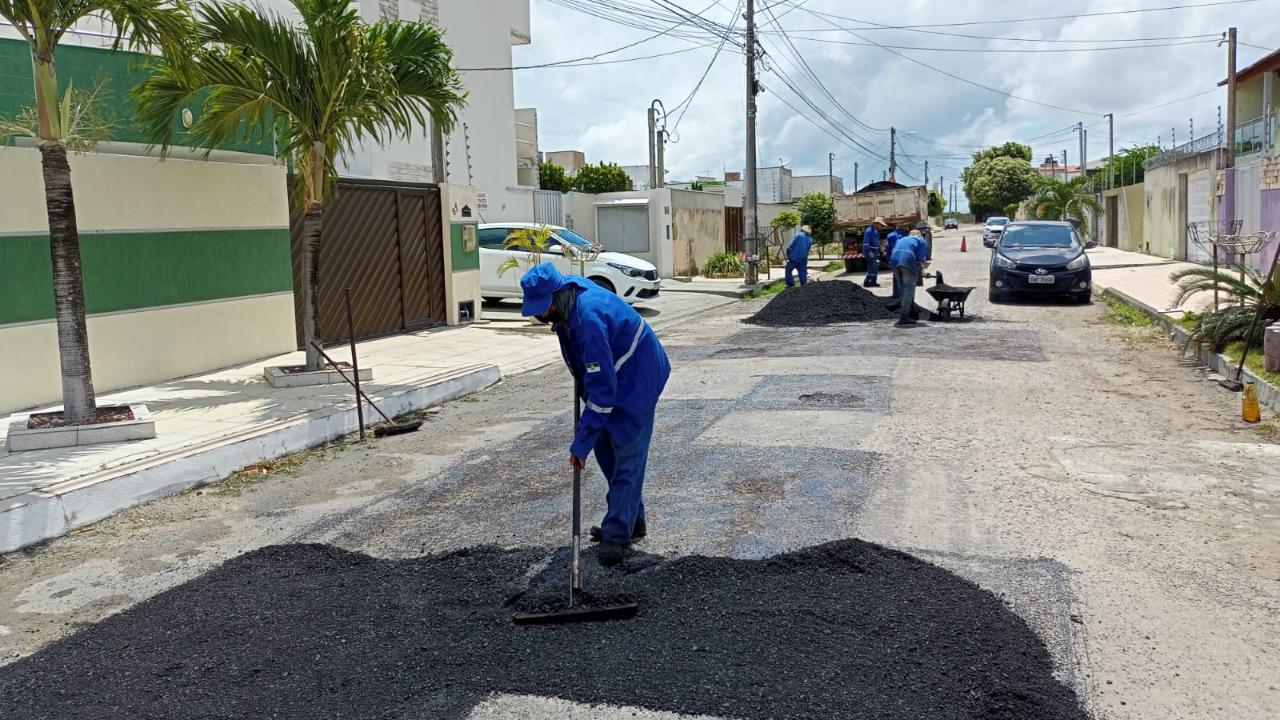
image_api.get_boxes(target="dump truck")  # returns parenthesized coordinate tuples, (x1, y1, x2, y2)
(836, 183, 931, 273)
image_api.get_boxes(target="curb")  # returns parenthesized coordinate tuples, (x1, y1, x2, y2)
(1101, 287, 1280, 416)
(0, 364, 501, 554)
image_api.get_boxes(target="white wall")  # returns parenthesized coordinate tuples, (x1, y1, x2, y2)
(594, 189, 674, 277)
(792, 174, 842, 199)
(439, 0, 534, 222)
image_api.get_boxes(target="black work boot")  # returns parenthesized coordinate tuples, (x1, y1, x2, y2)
(589, 518, 646, 543)
(598, 542, 626, 567)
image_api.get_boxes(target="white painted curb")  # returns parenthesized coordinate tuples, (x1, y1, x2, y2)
(0, 363, 501, 554)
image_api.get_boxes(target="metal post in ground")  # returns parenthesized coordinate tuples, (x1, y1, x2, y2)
(743, 0, 759, 285)
(647, 106, 657, 190)
(344, 288, 365, 441)
(1106, 113, 1115, 189)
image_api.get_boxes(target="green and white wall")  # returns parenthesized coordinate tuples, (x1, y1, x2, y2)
(0, 148, 294, 413)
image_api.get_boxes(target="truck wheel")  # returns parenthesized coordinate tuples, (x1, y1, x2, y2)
(845, 259, 858, 274)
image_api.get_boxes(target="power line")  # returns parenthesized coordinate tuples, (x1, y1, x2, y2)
(668, 0, 743, 135)
(802, 0, 1259, 31)
(781, 35, 1220, 53)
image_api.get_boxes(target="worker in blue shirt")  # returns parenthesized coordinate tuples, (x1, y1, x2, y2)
(520, 264, 671, 566)
(786, 224, 813, 287)
(885, 226, 905, 263)
(862, 218, 887, 287)
(889, 229, 930, 326)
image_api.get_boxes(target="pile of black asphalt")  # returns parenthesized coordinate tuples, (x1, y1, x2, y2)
(0, 539, 1087, 720)
(746, 281, 935, 326)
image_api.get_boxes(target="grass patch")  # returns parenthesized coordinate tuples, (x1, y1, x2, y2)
(1176, 310, 1201, 330)
(744, 279, 787, 300)
(1101, 294, 1154, 327)
(824, 260, 843, 273)
(208, 440, 356, 497)
(1222, 340, 1280, 386)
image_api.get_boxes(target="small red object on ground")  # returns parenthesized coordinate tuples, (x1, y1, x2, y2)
(960, 236, 967, 253)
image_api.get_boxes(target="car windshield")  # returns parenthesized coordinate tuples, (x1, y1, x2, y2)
(555, 228, 594, 248)
(987, 218, 1009, 227)
(999, 224, 1077, 249)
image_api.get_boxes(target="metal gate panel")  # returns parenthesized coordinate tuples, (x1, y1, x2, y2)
(597, 205, 650, 254)
(1235, 161, 1262, 269)
(724, 205, 744, 253)
(533, 190, 564, 226)
(291, 178, 446, 346)
(1186, 174, 1213, 265)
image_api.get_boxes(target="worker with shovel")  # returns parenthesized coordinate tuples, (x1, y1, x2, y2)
(520, 264, 671, 567)
(890, 229, 930, 327)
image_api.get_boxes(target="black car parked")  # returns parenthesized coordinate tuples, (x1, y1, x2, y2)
(988, 221, 1095, 304)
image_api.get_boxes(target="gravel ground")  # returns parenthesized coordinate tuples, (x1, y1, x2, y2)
(1, 225, 1278, 719)
(0, 540, 1085, 720)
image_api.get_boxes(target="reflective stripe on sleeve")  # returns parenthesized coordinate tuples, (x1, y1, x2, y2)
(614, 322, 646, 372)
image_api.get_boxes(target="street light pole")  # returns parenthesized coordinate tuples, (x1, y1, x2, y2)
(889, 127, 897, 181)
(743, 0, 759, 284)
(1226, 26, 1238, 167)
(853, 161, 858, 192)
(829, 152, 836, 194)
(647, 106, 657, 190)
(1106, 113, 1115, 189)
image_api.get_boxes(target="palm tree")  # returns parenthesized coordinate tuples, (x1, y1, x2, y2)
(134, 0, 465, 370)
(1032, 177, 1102, 237)
(0, 0, 188, 422)
(1170, 263, 1280, 350)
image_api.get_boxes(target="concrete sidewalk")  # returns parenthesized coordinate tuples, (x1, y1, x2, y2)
(1, 324, 561, 552)
(1088, 247, 1215, 315)
(667, 259, 842, 298)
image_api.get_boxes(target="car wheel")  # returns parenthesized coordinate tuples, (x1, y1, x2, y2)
(1074, 292, 1092, 305)
(589, 277, 616, 294)
(988, 287, 1004, 303)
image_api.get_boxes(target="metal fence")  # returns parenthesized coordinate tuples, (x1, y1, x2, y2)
(533, 190, 564, 226)
(1144, 130, 1225, 170)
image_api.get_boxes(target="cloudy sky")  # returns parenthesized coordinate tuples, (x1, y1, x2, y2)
(510, 0, 1278, 210)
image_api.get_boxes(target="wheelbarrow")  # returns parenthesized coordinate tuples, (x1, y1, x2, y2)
(925, 271, 974, 320)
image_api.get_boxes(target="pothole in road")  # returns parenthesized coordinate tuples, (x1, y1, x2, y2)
(0, 540, 1089, 720)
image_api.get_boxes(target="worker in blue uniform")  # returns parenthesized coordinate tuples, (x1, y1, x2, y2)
(889, 229, 930, 326)
(862, 217, 887, 287)
(520, 264, 671, 566)
(786, 224, 813, 287)
(884, 226, 904, 297)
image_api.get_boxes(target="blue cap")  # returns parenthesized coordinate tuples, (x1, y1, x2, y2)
(520, 263, 567, 317)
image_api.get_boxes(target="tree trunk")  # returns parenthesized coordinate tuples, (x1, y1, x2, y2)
(40, 142, 97, 422)
(299, 203, 325, 371)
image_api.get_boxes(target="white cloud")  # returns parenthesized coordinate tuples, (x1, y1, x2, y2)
(513, 0, 1280, 205)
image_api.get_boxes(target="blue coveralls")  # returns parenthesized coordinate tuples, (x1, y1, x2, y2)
(889, 235, 929, 323)
(786, 230, 813, 287)
(550, 273, 671, 545)
(862, 226, 881, 285)
(885, 231, 903, 297)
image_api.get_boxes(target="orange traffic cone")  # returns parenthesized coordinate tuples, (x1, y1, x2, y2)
(960, 235, 967, 253)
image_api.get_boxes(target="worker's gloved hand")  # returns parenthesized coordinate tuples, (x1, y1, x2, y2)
(570, 454, 587, 470)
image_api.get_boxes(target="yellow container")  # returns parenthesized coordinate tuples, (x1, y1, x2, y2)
(1242, 383, 1262, 423)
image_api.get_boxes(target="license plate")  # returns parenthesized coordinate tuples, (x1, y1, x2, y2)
(1028, 275, 1055, 284)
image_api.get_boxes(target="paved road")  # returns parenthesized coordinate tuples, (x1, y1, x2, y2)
(1, 224, 1278, 719)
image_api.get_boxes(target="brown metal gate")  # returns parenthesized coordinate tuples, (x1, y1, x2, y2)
(291, 178, 445, 345)
(724, 205, 744, 253)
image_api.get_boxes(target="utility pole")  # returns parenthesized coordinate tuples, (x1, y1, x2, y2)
(742, 0, 759, 283)
(656, 129, 666, 188)
(1062, 149, 1068, 180)
(1076, 122, 1084, 181)
(1226, 26, 1238, 167)
(1083, 128, 1089, 184)
(828, 152, 836, 194)
(1106, 113, 1115, 189)
(647, 106, 658, 190)
(924, 160, 929, 186)
(853, 161, 858, 191)
(889, 127, 897, 181)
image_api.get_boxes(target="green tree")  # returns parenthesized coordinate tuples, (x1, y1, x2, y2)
(771, 210, 801, 230)
(538, 160, 569, 192)
(1031, 177, 1102, 236)
(794, 191, 835, 238)
(928, 189, 946, 217)
(572, 162, 632, 193)
(963, 156, 1039, 217)
(1108, 145, 1160, 187)
(0, 0, 189, 422)
(136, 0, 465, 371)
(971, 141, 1033, 164)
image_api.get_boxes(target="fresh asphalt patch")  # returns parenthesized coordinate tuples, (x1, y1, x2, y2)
(0, 540, 1088, 720)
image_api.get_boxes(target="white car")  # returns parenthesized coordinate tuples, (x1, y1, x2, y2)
(478, 223, 661, 304)
(982, 216, 1010, 247)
